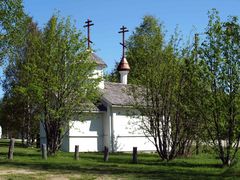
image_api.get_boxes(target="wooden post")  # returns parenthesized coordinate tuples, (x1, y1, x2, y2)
(74, 145, 79, 160)
(132, 147, 138, 164)
(103, 146, 109, 162)
(41, 144, 47, 160)
(8, 138, 15, 160)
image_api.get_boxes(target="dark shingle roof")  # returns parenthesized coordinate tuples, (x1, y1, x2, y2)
(83, 82, 136, 111)
(102, 82, 134, 106)
(90, 53, 107, 67)
(81, 102, 107, 112)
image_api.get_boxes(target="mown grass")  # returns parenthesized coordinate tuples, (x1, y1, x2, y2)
(0, 139, 239, 179)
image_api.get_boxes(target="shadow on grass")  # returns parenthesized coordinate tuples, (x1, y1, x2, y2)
(139, 161, 223, 168)
(0, 140, 26, 148)
(79, 153, 222, 169)
(0, 159, 225, 179)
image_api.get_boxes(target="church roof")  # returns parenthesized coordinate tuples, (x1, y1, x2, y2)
(80, 82, 134, 112)
(102, 82, 134, 106)
(82, 82, 136, 111)
(90, 53, 107, 68)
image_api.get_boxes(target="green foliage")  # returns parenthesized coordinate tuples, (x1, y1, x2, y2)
(105, 15, 165, 83)
(104, 61, 119, 82)
(0, 0, 29, 62)
(126, 15, 165, 84)
(1, 0, 100, 154)
(199, 9, 240, 166)
(30, 15, 100, 154)
(1, 8, 40, 142)
(126, 15, 203, 160)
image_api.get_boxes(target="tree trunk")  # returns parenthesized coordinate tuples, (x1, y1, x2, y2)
(41, 144, 47, 160)
(36, 133, 40, 148)
(21, 130, 24, 146)
(8, 138, 15, 160)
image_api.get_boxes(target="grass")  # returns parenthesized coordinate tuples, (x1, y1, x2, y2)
(0, 140, 239, 179)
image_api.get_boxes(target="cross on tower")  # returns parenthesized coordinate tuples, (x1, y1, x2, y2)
(118, 25, 129, 58)
(84, 19, 94, 49)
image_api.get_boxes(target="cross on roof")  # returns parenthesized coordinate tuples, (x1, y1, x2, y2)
(118, 25, 129, 58)
(84, 19, 94, 49)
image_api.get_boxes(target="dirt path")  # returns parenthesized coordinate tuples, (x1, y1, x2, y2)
(0, 168, 38, 175)
(0, 169, 74, 179)
(0, 168, 113, 180)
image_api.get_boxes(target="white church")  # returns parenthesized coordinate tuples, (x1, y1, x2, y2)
(40, 23, 155, 152)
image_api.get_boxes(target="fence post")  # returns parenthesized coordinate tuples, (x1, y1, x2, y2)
(74, 145, 79, 160)
(104, 146, 109, 162)
(41, 144, 47, 160)
(132, 147, 138, 164)
(8, 138, 15, 160)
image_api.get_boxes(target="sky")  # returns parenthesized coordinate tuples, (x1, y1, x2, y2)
(0, 0, 239, 97)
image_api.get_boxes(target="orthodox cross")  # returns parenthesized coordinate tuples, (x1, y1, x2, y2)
(84, 19, 94, 49)
(118, 25, 129, 58)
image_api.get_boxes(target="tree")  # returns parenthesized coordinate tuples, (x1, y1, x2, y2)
(0, 0, 28, 62)
(104, 61, 119, 83)
(1, 0, 41, 145)
(33, 15, 100, 155)
(105, 16, 164, 83)
(199, 9, 240, 166)
(1, 1, 100, 154)
(128, 16, 202, 160)
(0, 96, 20, 138)
(1, 19, 41, 145)
(126, 16, 164, 84)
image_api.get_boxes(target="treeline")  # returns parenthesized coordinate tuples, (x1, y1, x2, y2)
(108, 11, 240, 166)
(0, 0, 100, 154)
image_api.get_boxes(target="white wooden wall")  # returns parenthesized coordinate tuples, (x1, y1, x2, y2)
(68, 113, 104, 152)
(112, 107, 155, 152)
(40, 107, 156, 152)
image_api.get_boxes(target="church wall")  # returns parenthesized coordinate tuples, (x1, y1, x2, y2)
(40, 121, 70, 151)
(68, 113, 104, 152)
(93, 67, 104, 89)
(39, 113, 104, 152)
(112, 107, 155, 152)
(39, 106, 156, 152)
(93, 67, 103, 78)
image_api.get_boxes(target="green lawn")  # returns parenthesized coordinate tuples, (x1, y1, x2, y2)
(0, 140, 239, 179)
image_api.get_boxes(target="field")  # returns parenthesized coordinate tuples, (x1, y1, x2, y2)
(0, 140, 240, 179)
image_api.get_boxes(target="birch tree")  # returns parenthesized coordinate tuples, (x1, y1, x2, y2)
(35, 15, 100, 155)
(128, 16, 202, 160)
(199, 9, 240, 166)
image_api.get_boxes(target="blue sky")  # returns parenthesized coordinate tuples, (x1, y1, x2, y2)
(0, 0, 239, 97)
(22, 0, 240, 70)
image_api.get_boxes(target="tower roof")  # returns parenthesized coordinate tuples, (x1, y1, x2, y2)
(117, 57, 130, 71)
(90, 53, 107, 68)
